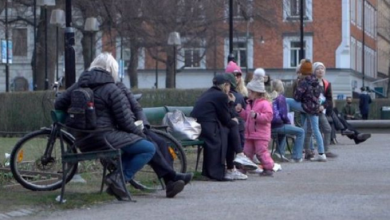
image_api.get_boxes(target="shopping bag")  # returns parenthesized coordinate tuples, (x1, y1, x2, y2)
(162, 109, 201, 141)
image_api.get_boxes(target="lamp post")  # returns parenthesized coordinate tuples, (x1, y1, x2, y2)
(64, 0, 76, 88)
(37, 0, 56, 90)
(33, 0, 37, 90)
(299, 0, 304, 60)
(50, 9, 65, 82)
(84, 17, 99, 67)
(167, 32, 181, 88)
(228, 0, 235, 63)
(4, 0, 9, 92)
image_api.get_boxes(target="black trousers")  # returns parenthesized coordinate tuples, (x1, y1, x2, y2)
(144, 129, 176, 179)
(226, 123, 244, 170)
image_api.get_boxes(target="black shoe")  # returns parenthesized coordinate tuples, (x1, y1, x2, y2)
(341, 129, 355, 136)
(304, 151, 315, 160)
(104, 172, 128, 200)
(356, 133, 371, 144)
(173, 173, 194, 185)
(259, 169, 273, 177)
(106, 187, 130, 201)
(166, 180, 185, 198)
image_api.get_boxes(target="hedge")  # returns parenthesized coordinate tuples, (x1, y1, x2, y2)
(0, 88, 389, 133)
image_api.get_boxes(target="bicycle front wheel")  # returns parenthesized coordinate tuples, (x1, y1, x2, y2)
(10, 129, 78, 191)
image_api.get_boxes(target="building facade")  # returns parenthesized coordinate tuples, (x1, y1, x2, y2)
(0, 0, 384, 99)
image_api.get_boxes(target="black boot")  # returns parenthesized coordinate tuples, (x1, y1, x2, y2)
(166, 180, 185, 198)
(104, 171, 129, 200)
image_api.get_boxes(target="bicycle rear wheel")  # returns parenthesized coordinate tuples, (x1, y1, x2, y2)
(150, 129, 187, 173)
(10, 129, 78, 191)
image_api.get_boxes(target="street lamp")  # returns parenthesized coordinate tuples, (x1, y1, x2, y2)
(37, 0, 56, 90)
(84, 17, 99, 67)
(50, 9, 65, 82)
(167, 32, 181, 88)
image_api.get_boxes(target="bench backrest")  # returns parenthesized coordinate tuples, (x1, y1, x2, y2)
(143, 107, 167, 125)
(164, 106, 193, 117)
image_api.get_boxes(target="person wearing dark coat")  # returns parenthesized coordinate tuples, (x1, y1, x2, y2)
(359, 87, 372, 120)
(55, 53, 183, 200)
(116, 82, 193, 189)
(191, 74, 256, 181)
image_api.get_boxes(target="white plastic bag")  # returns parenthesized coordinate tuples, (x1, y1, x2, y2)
(162, 109, 201, 141)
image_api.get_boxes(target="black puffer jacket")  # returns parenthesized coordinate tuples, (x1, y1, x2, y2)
(55, 68, 144, 152)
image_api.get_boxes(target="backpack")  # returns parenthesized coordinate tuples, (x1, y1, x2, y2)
(66, 87, 97, 130)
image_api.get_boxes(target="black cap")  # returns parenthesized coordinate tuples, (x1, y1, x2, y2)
(213, 74, 229, 85)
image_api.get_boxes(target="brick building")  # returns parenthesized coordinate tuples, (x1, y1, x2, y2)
(0, 0, 385, 97)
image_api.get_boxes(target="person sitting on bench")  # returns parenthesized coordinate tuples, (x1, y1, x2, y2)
(55, 52, 156, 200)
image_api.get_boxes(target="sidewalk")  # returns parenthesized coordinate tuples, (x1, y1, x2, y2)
(18, 134, 390, 220)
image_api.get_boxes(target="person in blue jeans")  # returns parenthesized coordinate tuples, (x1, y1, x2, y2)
(271, 80, 305, 163)
(55, 53, 185, 200)
(286, 59, 327, 162)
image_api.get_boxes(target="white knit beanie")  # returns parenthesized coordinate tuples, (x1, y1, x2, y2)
(313, 62, 326, 72)
(247, 69, 266, 93)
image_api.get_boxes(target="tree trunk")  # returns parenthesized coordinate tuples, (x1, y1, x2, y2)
(165, 47, 175, 88)
(128, 44, 139, 88)
(81, 32, 96, 70)
(35, 6, 57, 90)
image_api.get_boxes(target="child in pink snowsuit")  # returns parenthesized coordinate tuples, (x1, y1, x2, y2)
(237, 71, 274, 176)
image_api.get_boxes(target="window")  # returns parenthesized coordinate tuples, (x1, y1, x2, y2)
(225, 0, 254, 20)
(178, 39, 206, 69)
(351, 0, 356, 24)
(283, 0, 312, 21)
(178, 0, 205, 20)
(290, 0, 306, 17)
(350, 37, 356, 70)
(283, 36, 313, 68)
(115, 38, 145, 70)
(12, 28, 27, 57)
(290, 41, 305, 67)
(356, 41, 362, 72)
(357, 0, 362, 28)
(184, 49, 201, 68)
(233, 42, 247, 67)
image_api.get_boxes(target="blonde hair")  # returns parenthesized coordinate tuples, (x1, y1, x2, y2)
(272, 79, 285, 94)
(236, 80, 248, 97)
(89, 52, 119, 82)
(248, 89, 272, 102)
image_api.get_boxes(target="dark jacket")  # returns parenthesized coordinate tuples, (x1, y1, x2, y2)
(191, 86, 234, 180)
(293, 75, 321, 115)
(55, 69, 144, 152)
(271, 94, 291, 129)
(359, 92, 372, 115)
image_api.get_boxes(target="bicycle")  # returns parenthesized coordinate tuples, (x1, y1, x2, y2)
(10, 80, 187, 192)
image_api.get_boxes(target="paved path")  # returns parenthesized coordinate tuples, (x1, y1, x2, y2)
(19, 134, 390, 220)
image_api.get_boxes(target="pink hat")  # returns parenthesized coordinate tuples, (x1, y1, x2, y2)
(225, 61, 242, 74)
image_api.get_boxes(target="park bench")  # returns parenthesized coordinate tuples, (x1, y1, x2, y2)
(143, 106, 205, 171)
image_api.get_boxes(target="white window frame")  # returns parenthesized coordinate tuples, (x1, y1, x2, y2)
(350, 37, 356, 70)
(224, 37, 254, 69)
(356, 41, 362, 72)
(224, 0, 254, 21)
(351, 0, 356, 25)
(283, 0, 313, 22)
(283, 35, 313, 68)
(178, 38, 206, 69)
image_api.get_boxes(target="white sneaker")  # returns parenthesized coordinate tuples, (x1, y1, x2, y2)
(273, 163, 282, 172)
(224, 169, 248, 180)
(248, 165, 264, 174)
(274, 152, 290, 162)
(310, 154, 327, 162)
(232, 169, 248, 180)
(252, 155, 261, 164)
(233, 154, 258, 171)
